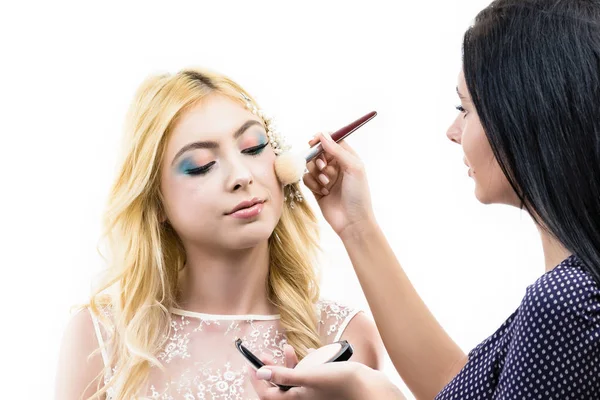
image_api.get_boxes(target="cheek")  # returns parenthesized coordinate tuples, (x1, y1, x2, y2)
(462, 123, 490, 168)
(460, 126, 478, 165)
(254, 153, 284, 200)
(161, 173, 217, 222)
(254, 152, 278, 181)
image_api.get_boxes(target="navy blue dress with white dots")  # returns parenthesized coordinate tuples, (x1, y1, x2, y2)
(436, 255, 600, 399)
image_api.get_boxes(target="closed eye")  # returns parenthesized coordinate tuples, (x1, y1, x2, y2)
(242, 142, 268, 156)
(185, 161, 216, 176)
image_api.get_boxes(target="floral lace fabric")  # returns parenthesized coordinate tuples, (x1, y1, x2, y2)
(90, 300, 359, 399)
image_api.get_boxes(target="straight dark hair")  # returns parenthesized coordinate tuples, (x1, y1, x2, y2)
(463, 0, 600, 284)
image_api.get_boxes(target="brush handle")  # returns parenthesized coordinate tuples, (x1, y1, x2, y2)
(304, 111, 377, 162)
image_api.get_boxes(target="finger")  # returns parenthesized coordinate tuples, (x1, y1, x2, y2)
(312, 165, 339, 194)
(322, 152, 335, 163)
(306, 160, 329, 192)
(317, 172, 330, 187)
(310, 133, 334, 163)
(306, 158, 320, 178)
(316, 133, 361, 171)
(302, 171, 324, 199)
(337, 139, 360, 157)
(307, 348, 316, 354)
(315, 154, 327, 171)
(320, 134, 336, 163)
(249, 369, 284, 398)
(260, 353, 276, 366)
(320, 164, 339, 188)
(308, 132, 322, 147)
(317, 147, 334, 167)
(256, 366, 312, 388)
(284, 344, 299, 368)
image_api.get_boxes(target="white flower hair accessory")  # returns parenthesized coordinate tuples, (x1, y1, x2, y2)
(285, 184, 304, 209)
(240, 93, 290, 155)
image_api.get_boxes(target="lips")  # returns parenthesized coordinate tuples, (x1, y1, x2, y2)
(226, 198, 265, 215)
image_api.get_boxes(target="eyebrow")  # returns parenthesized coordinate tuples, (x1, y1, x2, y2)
(456, 87, 467, 100)
(171, 120, 264, 166)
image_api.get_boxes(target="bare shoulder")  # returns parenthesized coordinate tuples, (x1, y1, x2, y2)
(316, 299, 385, 370)
(55, 307, 105, 399)
(341, 311, 385, 370)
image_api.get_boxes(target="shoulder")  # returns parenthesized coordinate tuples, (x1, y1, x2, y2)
(55, 307, 105, 399)
(520, 255, 600, 320)
(65, 307, 99, 342)
(510, 254, 600, 353)
(316, 299, 360, 339)
(497, 256, 600, 395)
(316, 299, 384, 370)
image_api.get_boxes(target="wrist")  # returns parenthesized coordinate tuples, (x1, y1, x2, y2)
(338, 217, 380, 244)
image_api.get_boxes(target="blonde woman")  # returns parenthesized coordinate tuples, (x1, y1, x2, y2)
(54, 68, 383, 400)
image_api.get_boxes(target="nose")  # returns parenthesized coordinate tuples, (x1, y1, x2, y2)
(446, 114, 463, 145)
(226, 157, 253, 192)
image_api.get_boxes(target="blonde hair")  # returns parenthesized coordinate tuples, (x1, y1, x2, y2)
(88, 68, 321, 399)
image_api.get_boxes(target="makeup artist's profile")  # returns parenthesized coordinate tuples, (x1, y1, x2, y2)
(251, 0, 600, 399)
(54, 68, 385, 399)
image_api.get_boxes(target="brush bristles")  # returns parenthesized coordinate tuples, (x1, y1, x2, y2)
(275, 152, 307, 185)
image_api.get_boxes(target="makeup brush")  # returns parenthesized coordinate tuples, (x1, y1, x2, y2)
(275, 111, 377, 185)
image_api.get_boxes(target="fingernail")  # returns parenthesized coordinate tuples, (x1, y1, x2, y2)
(257, 368, 272, 380)
(321, 188, 329, 195)
(316, 159, 326, 170)
(319, 174, 329, 185)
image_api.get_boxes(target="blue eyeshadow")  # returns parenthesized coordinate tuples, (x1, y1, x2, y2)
(178, 158, 197, 174)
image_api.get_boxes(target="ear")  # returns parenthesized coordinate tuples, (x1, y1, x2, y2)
(157, 202, 168, 224)
(155, 191, 169, 224)
(159, 209, 169, 224)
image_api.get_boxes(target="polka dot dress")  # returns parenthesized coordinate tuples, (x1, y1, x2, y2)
(436, 255, 600, 399)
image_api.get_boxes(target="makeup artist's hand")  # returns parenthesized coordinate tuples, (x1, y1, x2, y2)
(250, 361, 405, 400)
(304, 133, 376, 239)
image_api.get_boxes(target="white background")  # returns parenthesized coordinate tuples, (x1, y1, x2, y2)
(1, 1, 545, 398)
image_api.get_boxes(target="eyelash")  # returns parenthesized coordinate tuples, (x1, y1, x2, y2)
(456, 105, 468, 117)
(241, 142, 268, 156)
(185, 143, 269, 176)
(185, 161, 216, 176)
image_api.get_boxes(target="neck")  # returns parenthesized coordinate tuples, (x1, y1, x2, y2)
(177, 240, 276, 315)
(537, 225, 572, 272)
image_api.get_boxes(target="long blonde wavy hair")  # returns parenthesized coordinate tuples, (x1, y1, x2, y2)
(88, 68, 322, 399)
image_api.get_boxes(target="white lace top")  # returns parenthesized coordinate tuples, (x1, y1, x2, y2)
(90, 300, 360, 399)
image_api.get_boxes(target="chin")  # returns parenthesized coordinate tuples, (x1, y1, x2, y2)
(474, 182, 522, 207)
(226, 221, 276, 249)
(474, 186, 495, 205)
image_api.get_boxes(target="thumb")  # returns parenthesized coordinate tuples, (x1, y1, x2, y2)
(317, 133, 362, 172)
(256, 365, 312, 388)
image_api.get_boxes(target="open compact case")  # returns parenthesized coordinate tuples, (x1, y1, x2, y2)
(235, 338, 354, 391)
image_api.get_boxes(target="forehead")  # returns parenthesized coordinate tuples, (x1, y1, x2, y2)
(170, 94, 261, 141)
